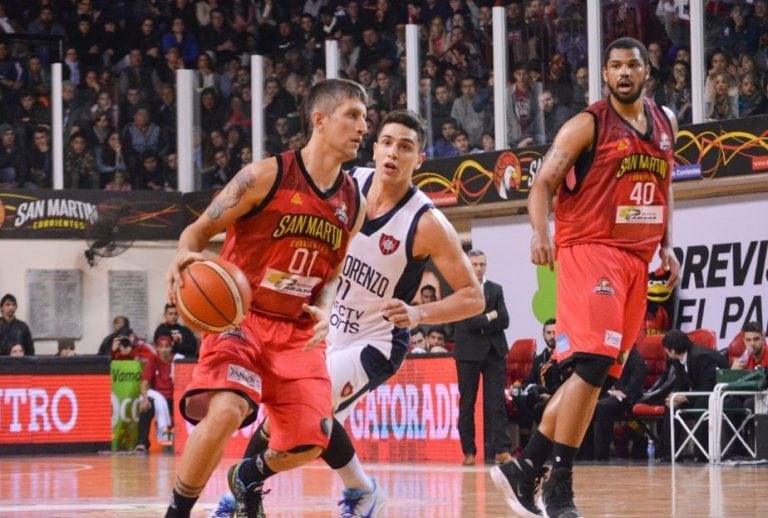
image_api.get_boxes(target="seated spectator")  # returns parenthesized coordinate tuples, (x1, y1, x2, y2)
(97, 316, 131, 355)
(110, 329, 157, 364)
(426, 326, 449, 354)
(451, 77, 485, 149)
(64, 132, 99, 189)
(195, 52, 220, 93)
(539, 89, 572, 144)
(7, 344, 25, 357)
(122, 107, 168, 172)
(427, 120, 459, 158)
(26, 126, 52, 189)
(153, 303, 198, 358)
(24, 55, 51, 100)
(0, 293, 34, 356)
(732, 321, 768, 370)
(134, 151, 172, 191)
(452, 129, 480, 155)
(506, 61, 542, 148)
(97, 131, 128, 186)
(480, 132, 495, 153)
(56, 339, 77, 357)
(408, 328, 428, 354)
(665, 60, 692, 125)
(10, 91, 50, 148)
(118, 48, 161, 102)
(136, 334, 175, 452)
(0, 124, 28, 188)
(105, 169, 132, 191)
(737, 73, 767, 117)
(161, 17, 200, 68)
(705, 71, 738, 120)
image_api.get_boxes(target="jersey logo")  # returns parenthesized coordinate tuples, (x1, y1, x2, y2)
(616, 206, 664, 224)
(291, 193, 303, 205)
(616, 139, 628, 152)
(341, 381, 353, 398)
(379, 234, 401, 255)
(659, 132, 671, 150)
(335, 202, 349, 225)
(593, 277, 615, 296)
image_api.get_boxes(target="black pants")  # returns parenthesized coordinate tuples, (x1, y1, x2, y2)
(138, 396, 173, 448)
(592, 395, 631, 459)
(456, 350, 510, 457)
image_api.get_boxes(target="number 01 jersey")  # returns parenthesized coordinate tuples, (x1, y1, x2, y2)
(327, 167, 433, 356)
(219, 150, 361, 321)
(554, 98, 674, 262)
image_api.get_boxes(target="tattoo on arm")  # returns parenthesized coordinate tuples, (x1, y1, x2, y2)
(206, 169, 256, 220)
(543, 146, 575, 184)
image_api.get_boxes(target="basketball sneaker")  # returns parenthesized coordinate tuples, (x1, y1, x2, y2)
(227, 461, 267, 518)
(537, 468, 582, 518)
(490, 459, 548, 518)
(209, 492, 235, 518)
(338, 478, 386, 517)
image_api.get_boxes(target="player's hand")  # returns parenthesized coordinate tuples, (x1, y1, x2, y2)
(302, 303, 329, 351)
(381, 299, 421, 329)
(530, 229, 555, 270)
(166, 249, 207, 304)
(659, 246, 680, 289)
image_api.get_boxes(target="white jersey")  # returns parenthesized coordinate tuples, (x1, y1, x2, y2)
(327, 167, 433, 358)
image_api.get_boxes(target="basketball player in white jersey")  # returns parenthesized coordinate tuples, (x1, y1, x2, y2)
(213, 110, 484, 518)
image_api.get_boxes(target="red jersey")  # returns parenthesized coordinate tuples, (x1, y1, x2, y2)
(142, 355, 174, 399)
(220, 150, 360, 321)
(554, 98, 674, 262)
(746, 349, 768, 369)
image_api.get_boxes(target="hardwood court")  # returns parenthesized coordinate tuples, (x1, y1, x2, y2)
(0, 454, 766, 517)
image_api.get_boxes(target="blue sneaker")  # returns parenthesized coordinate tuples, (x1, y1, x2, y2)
(209, 492, 235, 518)
(226, 461, 267, 518)
(338, 478, 386, 517)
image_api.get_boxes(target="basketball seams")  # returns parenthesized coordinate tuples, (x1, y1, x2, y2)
(176, 259, 247, 333)
(203, 260, 245, 323)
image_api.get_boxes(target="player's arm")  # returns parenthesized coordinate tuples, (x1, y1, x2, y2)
(382, 209, 484, 329)
(528, 112, 595, 269)
(660, 106, 681, 288)
(166, 158, 279, 302)
(302, 196, 367, 350)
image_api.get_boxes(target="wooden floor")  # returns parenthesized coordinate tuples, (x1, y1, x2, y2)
(0, 453, 767, 517)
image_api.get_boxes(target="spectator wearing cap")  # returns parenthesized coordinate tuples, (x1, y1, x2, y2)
(0, 293, 34, 356)
(56, 339, 77, 357)
(0, 123, 27, 188)
(136, 333, 175, 452)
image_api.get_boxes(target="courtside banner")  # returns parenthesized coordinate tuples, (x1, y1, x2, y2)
(173, 357, 483, 462)
(111, 360, 144, 451)
(0, 357, 111, 454)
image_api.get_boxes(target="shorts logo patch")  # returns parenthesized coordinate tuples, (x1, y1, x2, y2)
(593, 277, 615, 296)
(604, 330, 622, 349)
(340, 381, 353, 398)
(556, 333, 570, 354)
(226, 364, 262, 393)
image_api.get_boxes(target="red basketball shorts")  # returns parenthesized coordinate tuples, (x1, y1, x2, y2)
(555, 244, 649, 379)
(180, 312, 332, 451)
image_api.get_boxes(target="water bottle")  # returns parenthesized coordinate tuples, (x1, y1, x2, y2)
(647, 438, 656, 465)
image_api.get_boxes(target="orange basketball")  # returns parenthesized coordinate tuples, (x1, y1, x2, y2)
(175, 258, 252, 333)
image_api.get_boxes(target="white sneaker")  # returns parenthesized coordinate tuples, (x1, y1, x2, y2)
(337, 478, 386, 518)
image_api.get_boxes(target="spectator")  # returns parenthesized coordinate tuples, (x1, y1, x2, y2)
(428, 119, 459, 158)
(357, 26, 395, 73)
(0, 124, 27, 188)
(643, 68, 667, 106)
(339, 0, 367, 44)
(426, 326, 449, 354)
(199, 127, 227, 180)
(134, 151, 171, 191)
(506, 61, 542, 148)
(451, 76, 485, 148)
(122, 107, 168, 172)
(264, 77, 297, 135)
(0, 42, 23, 101)
(200, 87, 227, 135)
(203, 148, 236, 190)
(61, 47, 83, 87)
(27, 5, 67, 40)
(452, 129, 479, 155)
(118, 48, 161, 101)
(543, 53, 573, 110)
(111, 332, 157, 364)
(520, 318, 563, 435)
(266, 117, 292, 155)
(96, 16, 124, 69)
(704, 50, 733, 105)
(719, 5, 758, 60)
(134, 16, 162, 69)
(665, 60, 692, 125)
(64, 131, 99, 189)
(24, 56, 51, 100)
(200, 8, 239, 64)
(56, 339, 77, 357)
(91, 91, 119, 130)
(118, 87, 143, 129)
(105, 169, 132, 191)
(161, 16, 200, 68)
(428, 15, 450, 57)
(0, 293, 34, 356)
(97, 315, 131, 355)
(26, 126, 52, 188)
(454, 249, 512, 466)
(738, 73, 767, 117)
(408, 328, 428, 354)
(430, 82, 456, 141)
(570, 66, 589, 113)
(153, 303, 198, 358)
(97, 131, 128, 186)
(69, 15, 101, 70)
(540, 89, 572, 144)
(136, 333, 175, 452)
(7, 344, 24, 357)
(705, 71, 738, 121)
(10, 91, 50, 149)
(480, 132, 494, 152)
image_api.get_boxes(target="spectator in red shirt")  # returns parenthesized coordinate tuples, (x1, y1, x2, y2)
(136, 333, 175, 452)
(733, 321, 768, 370)
(111, 328, 157, 364)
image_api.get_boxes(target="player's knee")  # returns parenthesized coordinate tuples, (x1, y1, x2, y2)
(573, 355, 613, 388)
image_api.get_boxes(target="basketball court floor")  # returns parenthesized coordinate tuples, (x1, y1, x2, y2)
(1, 453, 767, 517)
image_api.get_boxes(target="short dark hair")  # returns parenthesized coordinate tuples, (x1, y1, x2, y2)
(420, 284, 436, 294)
(410, 328, 424, 337)
(543, 318, 556, 328)
(663, 329, 692, 353)
(165, 303, 177, 312)
(428, 326, 446, 337)
(467, 249, 485, 258)
(743, 321, 765, 335)
(603, 37, 649, 67)
(305, 78, 368, 130)
(377, 109, 427, 151)
(1, 293, 17, 306)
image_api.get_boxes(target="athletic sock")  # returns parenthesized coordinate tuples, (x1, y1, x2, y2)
(336, 455, 374, 493)
(243, 421, 270, 458)
(320, 418, 374, 493)
(520, 430, 554, 469)
(552, 442, 578, 471)
(165, 489, 198, 517)
(238, 451, 276, 486)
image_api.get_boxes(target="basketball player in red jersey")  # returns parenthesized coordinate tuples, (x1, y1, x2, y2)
(492, 38, 681, 518)
(163, 79, 367, 518)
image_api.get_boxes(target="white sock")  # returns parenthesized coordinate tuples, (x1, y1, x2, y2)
(335, 454, 374, 493)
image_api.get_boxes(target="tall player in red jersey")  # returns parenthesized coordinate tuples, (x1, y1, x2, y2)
(164, 79, 367, 518)
(492, 38, 681, 518)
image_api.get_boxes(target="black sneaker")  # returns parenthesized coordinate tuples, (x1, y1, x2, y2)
(538, 468, 582, 518)
(227, 461, 267, 518)
(490, 459, 548, 518)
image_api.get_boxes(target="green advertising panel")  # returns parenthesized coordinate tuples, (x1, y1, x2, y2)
(111, 360, 143, 451)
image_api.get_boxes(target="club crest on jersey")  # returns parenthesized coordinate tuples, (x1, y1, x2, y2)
(335, 203, 349, 225)
(341, 381, 354, 397)
(659, 132, 671, 150)
(593, 277, 615, 296)
(379, 234, 400, 255)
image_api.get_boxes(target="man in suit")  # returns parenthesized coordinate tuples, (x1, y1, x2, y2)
(659, 329, 729, 460)
(454, 249, 512, 466)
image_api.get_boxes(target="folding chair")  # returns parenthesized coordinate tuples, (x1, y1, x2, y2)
(710, 370, 768, 463)
(669, 390, 717, 463)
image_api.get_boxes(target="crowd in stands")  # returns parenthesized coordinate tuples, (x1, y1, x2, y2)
(0, 0, 767, 191)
